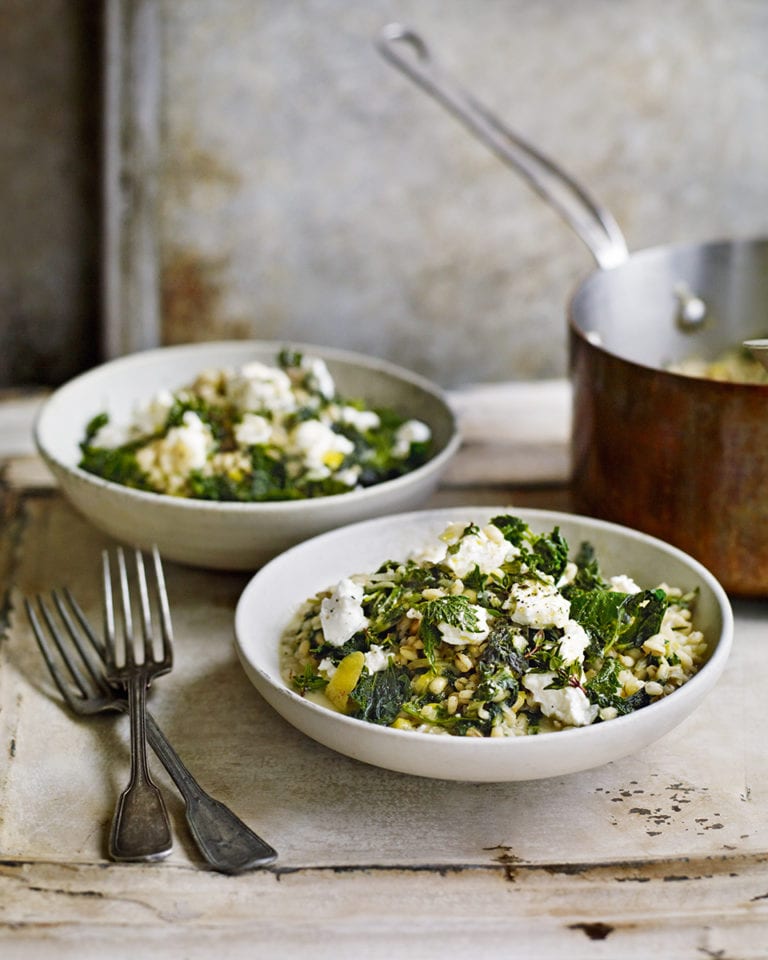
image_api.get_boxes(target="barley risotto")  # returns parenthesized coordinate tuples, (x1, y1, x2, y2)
(282, 515, 706, 737)
(78, 349, 432, 502)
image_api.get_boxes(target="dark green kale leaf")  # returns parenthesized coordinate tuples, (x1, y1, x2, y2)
(374, 406, 406, 431)
(187, 446, 296, 502)
(464, 699, 504, 736)
(462, 565, 489, 593)
(569, 588, 668, 652)
(79, 434, 151, 491)
(278, 348, 303, 370)
(565, 541, 609, 593)
(620, 688, 652, 712)
(491, 514, 529, 545)
(419, 595, 481, 633)
(491, 513, 531, 550)
(476, 666, 520, 704)
(350, 663, 411, 725)
(490, 514, 569, 580)
(359, 406, 431, 483)
(397, 561, 444, 592)
(615, 590, 668, 650)
(585, 657, 651, 716)
(166, 396, 230, 445)
(82, 412, 109, 445)
(312, 632, 369, 663)
(478, 620, 527, 674)
(530, 526, 569, 579)
(415, 595, 486, 668)
(418, 620, 441, 668)
(584, 656, 621, 704)
(476, 619, 526, 702)
(366, 585, 409, 634)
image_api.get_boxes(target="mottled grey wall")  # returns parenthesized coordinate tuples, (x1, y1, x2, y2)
(2, 1, 767, 390)
(158, 0, 768, 387)
(0, 0, 101, 388)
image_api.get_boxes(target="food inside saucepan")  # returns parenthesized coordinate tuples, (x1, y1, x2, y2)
(282, 516, 706, 737)
(78, 350, 432, 501)
(667, 342, 768, 384)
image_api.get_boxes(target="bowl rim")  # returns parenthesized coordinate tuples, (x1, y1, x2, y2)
(33, 339, 461, 514)
(234, 505, 734, 753)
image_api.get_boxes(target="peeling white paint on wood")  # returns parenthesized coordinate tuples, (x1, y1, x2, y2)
(1, 856, 768, 958)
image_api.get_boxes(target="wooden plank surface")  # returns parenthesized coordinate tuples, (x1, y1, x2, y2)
(1, 379, 767, 957)
(2, 485, 768, 956)
(2, 853, 768, 960)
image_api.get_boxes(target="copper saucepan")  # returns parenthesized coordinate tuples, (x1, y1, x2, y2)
(378, 24, 768, 595)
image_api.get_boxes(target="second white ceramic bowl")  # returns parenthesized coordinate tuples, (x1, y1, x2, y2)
(34, 341, 460, 570)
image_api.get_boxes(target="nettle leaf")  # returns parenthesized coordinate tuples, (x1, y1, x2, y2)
(490, 514, 529, 546)
(419, 620, 441, 667)
(615, 590, 668, 650)
(350, 663, 411, 726)
(419, 595, 481, 633)
(477, 620, 528, 700)
(586, 658, 651, 716)
(585, 656, 622, 703)
(569, 588, 668, 651)
(566, 541, 608, 593)
(366, 585, 410, 634)
(530, 526, 569, 579)
(490, 515, 569, 579)
(79, 444, 150, 491)
(478, 620, 527, 675)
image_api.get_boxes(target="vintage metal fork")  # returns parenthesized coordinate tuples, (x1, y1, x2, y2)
(25, 556, 277, 872)
(101, 545, 175, 861)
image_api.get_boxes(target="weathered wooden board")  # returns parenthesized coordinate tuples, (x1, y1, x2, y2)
(2, 427, 768, 956)
(2, 855, 768, 959)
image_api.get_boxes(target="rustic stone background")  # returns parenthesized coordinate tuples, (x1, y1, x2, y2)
(2, 0, 767, 389)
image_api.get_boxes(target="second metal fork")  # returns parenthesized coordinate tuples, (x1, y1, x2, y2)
(26, 584, 279, 873)
(103, 545, 174, 861)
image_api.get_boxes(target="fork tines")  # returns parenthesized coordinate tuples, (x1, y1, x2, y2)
(102, 545, 173, 677)
(25, 589, 113, 713)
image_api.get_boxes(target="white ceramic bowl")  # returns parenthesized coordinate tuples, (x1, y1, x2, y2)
(34, 341, 460, 570)
(234, 507, 733, 782)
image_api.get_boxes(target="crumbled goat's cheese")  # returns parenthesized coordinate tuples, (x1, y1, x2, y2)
(290, 420, 355, 480)
(228, 362, 297, 414)
(234, 413, 273, 447)
(392, 419, 431, 458)
(437, 604, 491, 646)
(523, 671, 599, 727)
(558, 620, 591, 664)
(135, 411, 213, 494)
(363, 644, 390, 674)
(610, 574, 642, 595)
(320, 578, 369, 648)
(442, 524, 513, 579)
(505, 580, 571, 630)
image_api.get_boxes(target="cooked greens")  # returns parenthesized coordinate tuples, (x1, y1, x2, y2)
(282, 515, 707, 737)
(78, 351, 432, 502)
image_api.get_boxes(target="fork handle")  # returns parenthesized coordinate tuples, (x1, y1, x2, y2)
(110, 675, 173, 862)
(144, 712, 278, 873)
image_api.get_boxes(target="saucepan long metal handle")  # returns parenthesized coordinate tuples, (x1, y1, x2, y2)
(376, 23, 629, 271)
